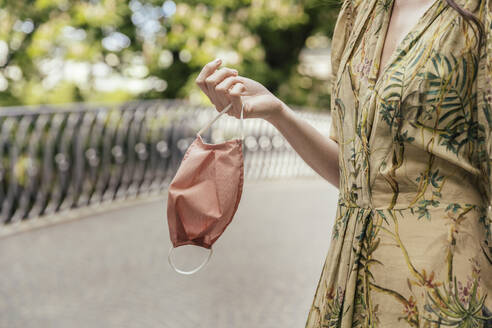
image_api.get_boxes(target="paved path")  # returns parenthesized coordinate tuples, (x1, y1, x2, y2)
(0, 178, 339, 328)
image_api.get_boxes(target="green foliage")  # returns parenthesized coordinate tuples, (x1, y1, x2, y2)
(0, 0, 341, 110)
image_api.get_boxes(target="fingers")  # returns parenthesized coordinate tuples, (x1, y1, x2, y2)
(216, 75, 242, 103)
(229, 81, 245, 96)
(195, 58, 222, 90)
(216, 75, 242, 91)
(195, 59, 240, 111)
(227, 83, 246, 118)
(195, 59, 223, 107)
(205, 67, 238, 110)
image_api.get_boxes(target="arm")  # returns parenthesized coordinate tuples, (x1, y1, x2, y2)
(260, 0, 356, 189)
(265, 99, 340, 188)
(195, 62, 340, 187)
(267, 0, 356, 189)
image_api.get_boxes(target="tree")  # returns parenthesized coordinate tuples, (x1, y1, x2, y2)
(0, 0, 341, 110)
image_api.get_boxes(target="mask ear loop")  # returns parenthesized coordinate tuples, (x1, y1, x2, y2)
(240, 102, 244, 141)
(197, 103, 245, 141)
(168, 246, 213, 275)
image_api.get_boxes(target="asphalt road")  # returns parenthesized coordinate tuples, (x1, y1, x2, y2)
(0, 177, 339, 328)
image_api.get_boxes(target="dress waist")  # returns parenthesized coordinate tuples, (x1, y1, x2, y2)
(339, 164, 487, 210)
(337, 196, 488, 212)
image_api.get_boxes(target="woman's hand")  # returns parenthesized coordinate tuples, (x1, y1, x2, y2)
(195, 58, 284, 122)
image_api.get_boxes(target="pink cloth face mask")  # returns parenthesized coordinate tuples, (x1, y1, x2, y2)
(167, 103, 245, 275)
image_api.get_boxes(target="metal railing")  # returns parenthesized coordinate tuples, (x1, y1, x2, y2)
(0, 99, 331, 225)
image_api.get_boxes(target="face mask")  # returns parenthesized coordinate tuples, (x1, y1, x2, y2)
(167, 103, 245, 275)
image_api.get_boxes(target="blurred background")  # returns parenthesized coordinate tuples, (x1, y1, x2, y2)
(0, 0, 341, 109)
(0, 0, 341, 327)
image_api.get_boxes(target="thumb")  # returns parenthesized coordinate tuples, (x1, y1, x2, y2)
(228, 82, 245, 117)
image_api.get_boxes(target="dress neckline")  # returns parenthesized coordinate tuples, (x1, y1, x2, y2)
(371, 0, 446, 88)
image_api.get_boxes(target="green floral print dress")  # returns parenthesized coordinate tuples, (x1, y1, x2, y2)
(305, 0, 492, 326)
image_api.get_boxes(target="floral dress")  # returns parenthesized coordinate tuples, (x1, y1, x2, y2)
(305, 0, 492, 326)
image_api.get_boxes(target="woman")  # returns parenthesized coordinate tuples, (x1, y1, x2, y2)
(195, 0, 492, 326)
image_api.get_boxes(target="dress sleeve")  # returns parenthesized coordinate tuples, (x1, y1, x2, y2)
(328, 0, 355, 144)
(476, 0, 492, 258)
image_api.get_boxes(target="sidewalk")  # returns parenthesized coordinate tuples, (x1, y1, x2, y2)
(0, 177, 339, 328)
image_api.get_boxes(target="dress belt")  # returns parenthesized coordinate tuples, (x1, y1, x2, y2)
(336, 199, 488, 211)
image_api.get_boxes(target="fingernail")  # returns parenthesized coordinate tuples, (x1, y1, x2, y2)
(215, 58, 222, 64)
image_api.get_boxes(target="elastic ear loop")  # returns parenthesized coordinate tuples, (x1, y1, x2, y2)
(197, 103, 245, 141)
(168, 246, 213, 275)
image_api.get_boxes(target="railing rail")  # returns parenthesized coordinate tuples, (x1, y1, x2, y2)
(0, 99, 331, 226)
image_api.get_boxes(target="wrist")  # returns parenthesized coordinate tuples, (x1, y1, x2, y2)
(265, 98, 289, 126)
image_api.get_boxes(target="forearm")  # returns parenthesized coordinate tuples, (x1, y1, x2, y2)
(265, 100, 340, 188)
